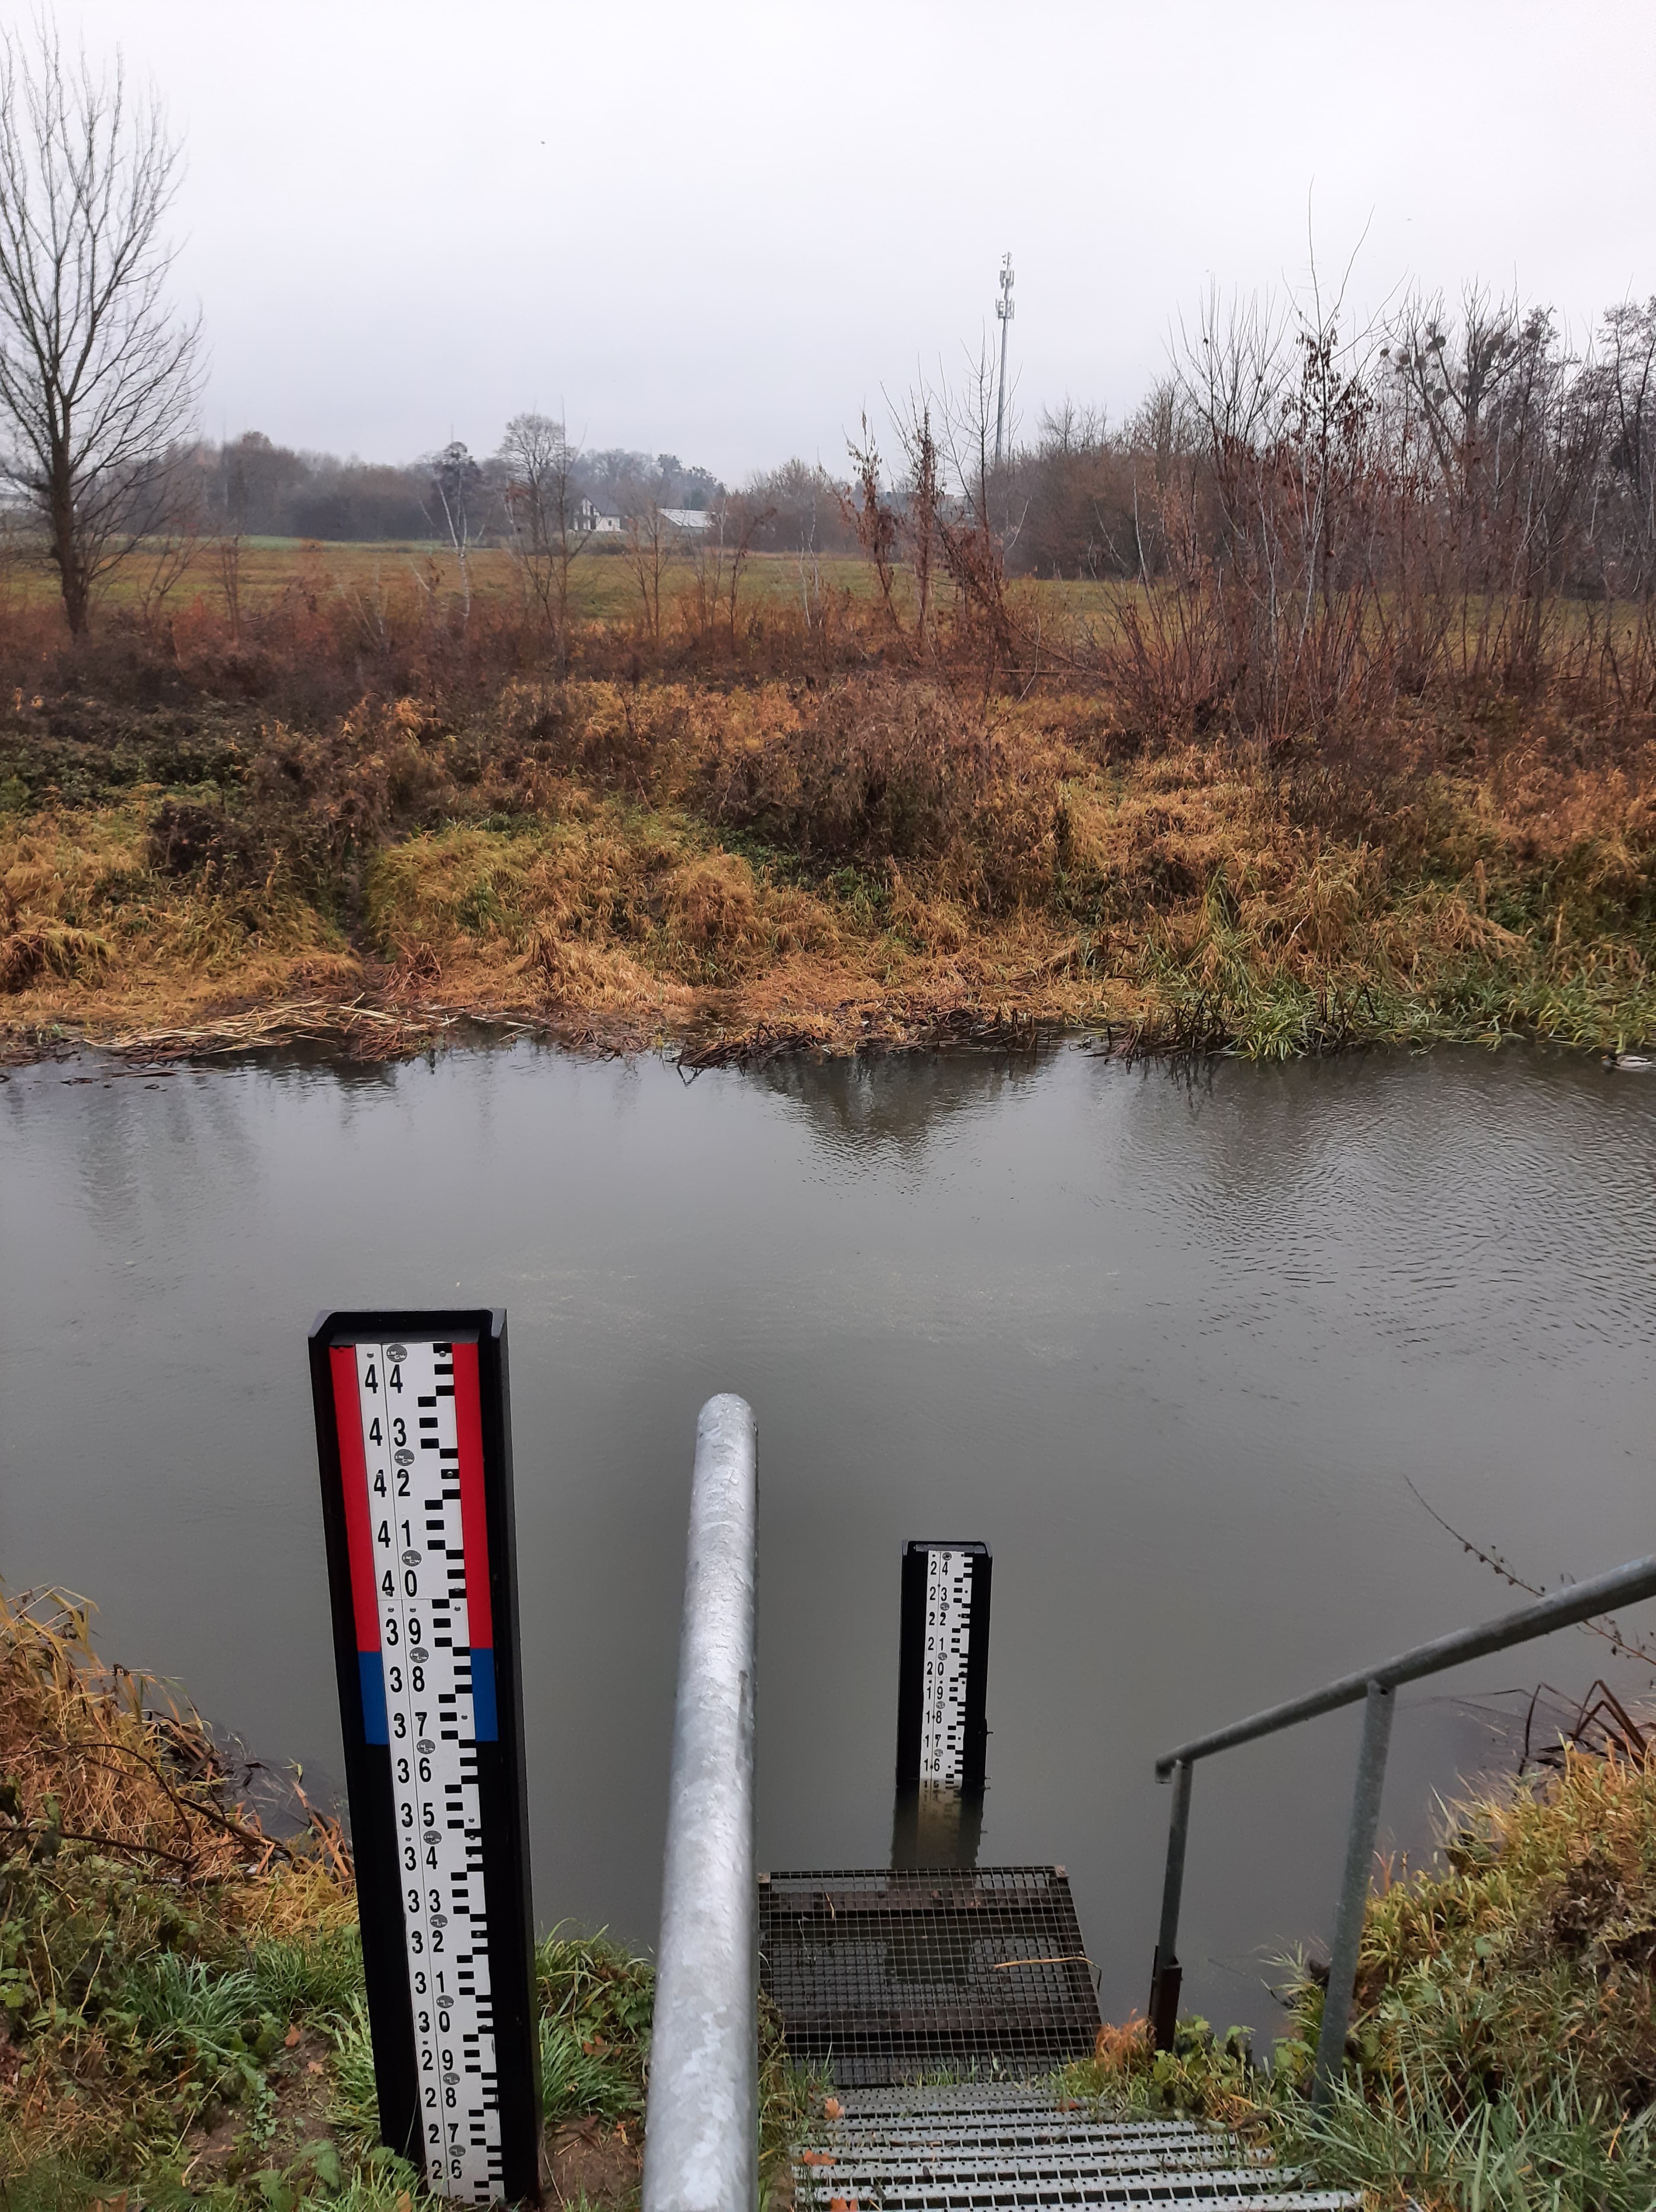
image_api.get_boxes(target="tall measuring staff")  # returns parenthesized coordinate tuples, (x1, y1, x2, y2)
(309, 1309, 539, 2206)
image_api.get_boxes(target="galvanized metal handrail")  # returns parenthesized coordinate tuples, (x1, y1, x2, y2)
(1148, 1550, 1656, 2105)
(642, 1395, 759, 2212)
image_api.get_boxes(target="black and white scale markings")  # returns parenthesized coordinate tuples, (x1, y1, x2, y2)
(896, 1539, 990, 1803)
(918, 1548, 974, 1784)
(350, 1338, 503, 2202)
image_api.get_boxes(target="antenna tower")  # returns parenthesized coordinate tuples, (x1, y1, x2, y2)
(994, 253, 1015, 469)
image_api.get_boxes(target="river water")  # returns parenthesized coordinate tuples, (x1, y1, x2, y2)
(3, 1040, 1653, 2039)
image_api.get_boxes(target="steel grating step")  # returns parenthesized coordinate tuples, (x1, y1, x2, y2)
(810, 2147, 1271, 2175)
(798, 2171, 1343, 2209)
(818, 2128, 1268, 2174)
(821, 2113, 1235, 2143)
(800, 2183, 1353, 2210)
(761, 1866, 1102, 2087)
(827, 2136, 1249, 2167)
(837, 2090, 1100, 2106)
(793, 2088, 1359, 2212)
(831, 2090, 1103, 2112)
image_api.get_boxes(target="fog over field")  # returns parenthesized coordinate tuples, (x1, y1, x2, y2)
(45, 0, 1656, 474)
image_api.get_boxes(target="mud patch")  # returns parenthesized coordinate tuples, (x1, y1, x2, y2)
(544, 2113, 643, 2208)
(182, 2028, 337, 2187)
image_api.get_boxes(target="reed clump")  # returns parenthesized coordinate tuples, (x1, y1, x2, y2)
(1070, 1747, 1656, 2211)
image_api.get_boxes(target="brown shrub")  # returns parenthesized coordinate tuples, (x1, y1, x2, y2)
(147, 799, 256, 880)
(694, 675, 1066, 912)
(0, 1586, 278, 1876)
(703, 677, 980, 859)
(0, 921, 111, 992)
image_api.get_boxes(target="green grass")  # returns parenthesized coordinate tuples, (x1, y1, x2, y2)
(1066, 2032, 1656, 2212)
(1287, 2056, 1656, 2212)
(1121, 864, 1656, 1061)
(247, 1929, 368, 2027)
(1068, 1750, 1656, 2211)
(5, 1850, 815, 2210)
(535, 1928, 653, 2130)
(323, 1996, 384, 2158)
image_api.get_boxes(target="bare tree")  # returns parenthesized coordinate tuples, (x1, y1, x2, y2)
(497, 411, 586, 671)
(729, 505, 771, 648)
(926, 345, 1021, 679)
(842, 415, 903, 637)
(896, 396, 941, 654)
(0, 25, 202, 634)
(682, 493, 774, 655)
(129, 453, 204, 641)
(425, 440, 482, 620)
(215, 439, 246, 644)
(1595, 299, 1656, 596)
(621, 490, 668, 644)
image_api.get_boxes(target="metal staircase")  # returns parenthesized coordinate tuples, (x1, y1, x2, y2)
(641, 1403, 1656, 2209)
(792, 2085, 1358, 2211)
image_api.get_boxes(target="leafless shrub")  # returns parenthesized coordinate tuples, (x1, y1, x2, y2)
(1081, 276, 1656, 742)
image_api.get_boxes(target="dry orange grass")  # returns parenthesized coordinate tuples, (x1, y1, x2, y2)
(0, 1586, 341, 1889)
(3, 675, 1654, 1061)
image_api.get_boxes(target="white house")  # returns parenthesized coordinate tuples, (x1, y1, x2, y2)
(570, 498, 714, 537)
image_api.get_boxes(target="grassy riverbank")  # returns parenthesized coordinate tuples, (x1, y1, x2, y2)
(1070, 1746, 1656, 2211)
(8, 1589, 1653, 2212)
(0, 1589, 809, 2211)
(3, 670, 1655, 1065)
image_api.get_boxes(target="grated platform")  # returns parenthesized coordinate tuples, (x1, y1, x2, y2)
(793, 2085, 1360, 2210)
(759, 1867, 1102, 2088)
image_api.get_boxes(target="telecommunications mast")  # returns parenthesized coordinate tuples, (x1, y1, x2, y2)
(994, 253, 1015, 468)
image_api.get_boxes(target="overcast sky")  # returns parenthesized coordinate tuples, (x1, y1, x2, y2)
(49, 0, 1656, 480)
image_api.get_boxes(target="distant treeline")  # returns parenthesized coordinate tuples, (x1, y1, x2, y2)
(183, 283, 1656, 617)
(190, 433, 729, 541)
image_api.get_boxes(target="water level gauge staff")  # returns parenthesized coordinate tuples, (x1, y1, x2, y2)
(309, 1309, 539, 2207)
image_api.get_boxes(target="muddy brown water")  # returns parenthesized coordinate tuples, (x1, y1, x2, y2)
(3, 1040, 1653, 2041)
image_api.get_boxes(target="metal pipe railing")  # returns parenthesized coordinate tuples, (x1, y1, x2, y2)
(1148, 1550, 1656, 2103)
(642, 1395, 759, 2212)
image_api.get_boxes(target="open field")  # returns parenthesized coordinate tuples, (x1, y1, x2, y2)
(0, 534, 902, 627)
(9, 536, 1648, 655)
